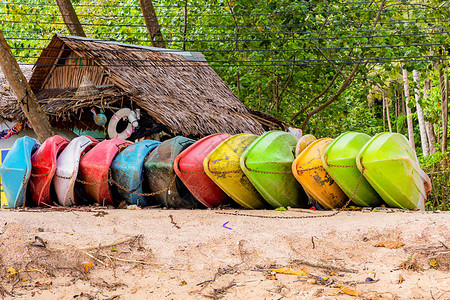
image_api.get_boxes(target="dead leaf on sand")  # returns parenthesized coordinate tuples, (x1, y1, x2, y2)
(375, 241, 405, 249)
(82, 262, 94, 273)
(335, 285, 360, 296)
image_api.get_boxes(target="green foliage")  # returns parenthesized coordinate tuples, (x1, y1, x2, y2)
(419, 152, 450, 211)
(1, 0, 449, 210)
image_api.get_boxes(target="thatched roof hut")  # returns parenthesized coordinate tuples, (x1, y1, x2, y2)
(0, 64, 33, 103)
(0, 34, 283, 137)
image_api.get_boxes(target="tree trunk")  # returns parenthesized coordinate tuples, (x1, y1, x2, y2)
(182, 0, 188, 51)
(382, 93, 386, 130)
(139, 0, 166, 48)
(55, 0, 86, 37)
(0, 30, 54, 142)
(413, 70, 429, 157)
(439, 57, 448, 154)
(423, 78, 437, 154)
(384, 92, 392, 132)
(402, 69, 415, 149)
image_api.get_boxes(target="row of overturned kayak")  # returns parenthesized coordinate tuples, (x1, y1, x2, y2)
(0, 130, 431, 210)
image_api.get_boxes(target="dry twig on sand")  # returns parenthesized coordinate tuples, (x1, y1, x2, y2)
(290, 259, 358, 273)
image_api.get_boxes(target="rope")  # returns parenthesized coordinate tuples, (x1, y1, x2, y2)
(242, 157, 292, 174)
(215, 166, 366, 219)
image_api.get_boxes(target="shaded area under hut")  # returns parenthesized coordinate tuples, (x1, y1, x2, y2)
(0, 34, 284, 138)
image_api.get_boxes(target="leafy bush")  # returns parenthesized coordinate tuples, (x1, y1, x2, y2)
(419, 152, 449, 211)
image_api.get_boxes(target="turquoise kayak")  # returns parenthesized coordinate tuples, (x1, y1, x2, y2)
(0, 136, 39, 208)
(111, 140, 160, 206)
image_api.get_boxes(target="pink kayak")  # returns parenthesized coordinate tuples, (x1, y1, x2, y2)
(78, 138, 131, 206)
(174, 133, 230, 207)
(29, 135, 69, 206)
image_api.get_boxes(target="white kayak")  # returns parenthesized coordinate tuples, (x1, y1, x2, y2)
(53, 135, 98, 206)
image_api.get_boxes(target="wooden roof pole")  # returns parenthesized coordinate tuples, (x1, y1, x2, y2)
(55, 0, 86, 37)
(0, 30, 54, 142)
(139, 0, 166, 48)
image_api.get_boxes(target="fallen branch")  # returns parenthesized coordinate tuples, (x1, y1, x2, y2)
(55, 236, 138, 251)
(97, 254, 156, 265)
(80, 251, 107, 266)
(290, 259, 358, 273)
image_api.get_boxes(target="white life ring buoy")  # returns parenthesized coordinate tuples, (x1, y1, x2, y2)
(108, 108, 133, 139)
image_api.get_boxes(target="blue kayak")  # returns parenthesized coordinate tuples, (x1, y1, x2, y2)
(111, 140, 160, 206)
(0, 136, 39, 208)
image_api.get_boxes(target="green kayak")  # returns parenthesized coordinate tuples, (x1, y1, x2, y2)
(144, 136, 200, 208)
(356, 132, 427, 210)
(322, 132, 382, 207)
(240, 131, 307, 208)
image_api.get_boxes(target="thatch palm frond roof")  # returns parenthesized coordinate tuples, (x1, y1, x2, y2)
(1, 35, 284, 136)
(0, 64, 33, 106)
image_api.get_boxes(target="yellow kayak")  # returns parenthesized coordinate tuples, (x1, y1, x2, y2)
(203, 134, 267, 209)
(295, 134, 317, 157)
(292, 138, 347, 209)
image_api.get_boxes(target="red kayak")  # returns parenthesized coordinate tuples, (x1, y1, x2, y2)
(174, 133, 230, 207)
(29, 135, 69, 206)
(78, 138, 131, 206)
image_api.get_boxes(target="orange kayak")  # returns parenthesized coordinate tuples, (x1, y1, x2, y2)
(292, 138, 347, 209)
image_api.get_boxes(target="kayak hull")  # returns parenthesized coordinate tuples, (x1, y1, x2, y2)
(204, 134, 267, 209)
(356, 132, 426, 210)
(144, 136, 200, 208)
(322, 132, 382, 207)
(292, 138, 347, 209)
(0, 136, 39, 208)
(111, 140, 160, 206)
(295, 134, 316, 157)
(241, 131, 307, 208)
(174, 133, 230, 208)
(54, 135, 98, 206)
(79, 138, 131, 206)
(29, 135, 69, 206)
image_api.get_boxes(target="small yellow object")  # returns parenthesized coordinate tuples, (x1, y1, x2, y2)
(268, 267, 308, 276)
(7, 267, 17, 275)
(429, 259, 438, 268)
(180, 280, 187, 286)
(82, 262, 94, 273)
(336, 285, 360, 296)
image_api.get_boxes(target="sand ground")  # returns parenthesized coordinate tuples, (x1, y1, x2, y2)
(0, 208, 448, 299)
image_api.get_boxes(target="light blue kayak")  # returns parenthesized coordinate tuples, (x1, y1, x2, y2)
(111, 140, 160, 206)
(0, 136, 39, 208)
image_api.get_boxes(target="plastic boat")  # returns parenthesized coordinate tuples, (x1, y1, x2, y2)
(204, 133, 267, 209)
(54, 135, 98, 206)
(111, 139, 160, 206)
(240, 131, 307, 208)
(144, 136, 200, 208)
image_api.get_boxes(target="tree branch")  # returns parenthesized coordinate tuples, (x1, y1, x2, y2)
(300, 63, 360, 130)
(290, 66, 343, 121)
(297, 0, 387, 129)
